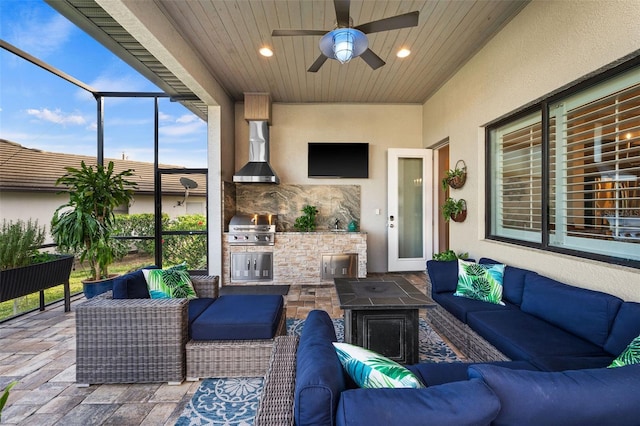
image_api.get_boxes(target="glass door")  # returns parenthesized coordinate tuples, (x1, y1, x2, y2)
(387, 149, 433, 271)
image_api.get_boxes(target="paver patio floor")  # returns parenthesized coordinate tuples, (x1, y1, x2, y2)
(0, 272, 427, 425)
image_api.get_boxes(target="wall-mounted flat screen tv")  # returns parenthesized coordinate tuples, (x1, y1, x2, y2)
(308, 142, 369, 178)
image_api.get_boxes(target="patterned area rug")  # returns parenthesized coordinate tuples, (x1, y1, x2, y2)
(175, 317, 459, 425)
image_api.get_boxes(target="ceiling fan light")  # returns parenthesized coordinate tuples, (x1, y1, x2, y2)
(319, 28, 368, 64)
(333, 29, 355, 63)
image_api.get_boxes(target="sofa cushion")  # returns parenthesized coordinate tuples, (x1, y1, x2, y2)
(467, 310, 609, 361)
(609, 334, 640, 368)
(432, 292, 516, 323)
(479, 258, 532, 306)
(604, 302, 640, 356)
(455, 259, 505, 305)
(336, 379, 500, 426)
(112, 270, 150, 299)
(296, 310, 346, 426)
(333, 342, 424, 389)
(187, 297, 216, 332)
(408, 360, 538, 387)
(190, 295, 283, 340)
(426, 260, 459, 294)
(520, 274, 622, 347)
(469, 363, 640, 426)
(528, 355, 614, 372)
(144, 263, 197, 299)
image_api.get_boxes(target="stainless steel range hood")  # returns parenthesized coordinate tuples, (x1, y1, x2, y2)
(233, 120, 280, 184)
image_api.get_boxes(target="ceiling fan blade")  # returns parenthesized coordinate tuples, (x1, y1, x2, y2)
(355, 11, 419, 34)
(308, 54, 329, 73)
(334, 0, 351, 28)
(272, 29, 328, 37)
(360, 49, 385, 70)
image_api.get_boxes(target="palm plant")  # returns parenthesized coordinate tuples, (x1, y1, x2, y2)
(0, 381, 17, 421)
(51, 161, 137, 281)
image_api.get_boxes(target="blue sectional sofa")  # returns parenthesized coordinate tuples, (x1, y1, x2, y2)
(426, 258, 640, 370)
(290, 309, 640, 426)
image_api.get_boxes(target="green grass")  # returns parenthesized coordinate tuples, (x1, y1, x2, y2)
(0, 254, 154, 322)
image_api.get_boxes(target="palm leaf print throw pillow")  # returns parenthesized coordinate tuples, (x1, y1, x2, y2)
(333, 342, 424, 389)
(609, 334, 640, 368)
(143, 262, 196, 299)
(454, 259, 505, 305)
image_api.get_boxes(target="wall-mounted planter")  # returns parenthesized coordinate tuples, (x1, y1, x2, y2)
(451, 208, 467, 223)
(442, 160, 467, 190)
(442, 198, 467, 223)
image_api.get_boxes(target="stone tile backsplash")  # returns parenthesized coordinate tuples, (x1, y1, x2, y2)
(232, 183, 361, 231)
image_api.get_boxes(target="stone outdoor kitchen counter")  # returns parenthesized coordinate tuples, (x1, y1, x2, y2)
(222, 231, 367, 286)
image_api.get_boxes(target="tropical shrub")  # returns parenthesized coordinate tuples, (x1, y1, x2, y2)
(162, 214, 207, 269)
(113, 213, 207, 269)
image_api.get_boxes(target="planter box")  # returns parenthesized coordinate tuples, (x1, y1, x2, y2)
(0, 254, 74, 312)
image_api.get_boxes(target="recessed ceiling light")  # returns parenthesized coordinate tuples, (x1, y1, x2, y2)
(397, 48, 411, 58)
(259, 47, 274, 57)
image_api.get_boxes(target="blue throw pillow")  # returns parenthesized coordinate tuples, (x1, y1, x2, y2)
(469, 364, 640, 425)
(426, 260, 459, 293)
(112, 270, 151, 299)
(604, 302, 640, 356)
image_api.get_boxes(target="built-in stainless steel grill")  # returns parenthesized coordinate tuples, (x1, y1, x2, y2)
(228, 214, 277, 245)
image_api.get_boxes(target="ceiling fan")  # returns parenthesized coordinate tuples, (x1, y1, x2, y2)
(271, 0, 419, 72)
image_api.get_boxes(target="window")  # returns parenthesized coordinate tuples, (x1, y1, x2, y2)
(489, 112, 542, 243)
(488, 64, 640, 266)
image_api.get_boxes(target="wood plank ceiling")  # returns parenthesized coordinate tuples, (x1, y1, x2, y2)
(52, 0, 529, 106)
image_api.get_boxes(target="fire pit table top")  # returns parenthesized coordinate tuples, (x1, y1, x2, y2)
(334, 276, 434, 309)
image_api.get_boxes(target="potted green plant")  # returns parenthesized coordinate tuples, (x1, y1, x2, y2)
(51, 161, 136, 298)
(441, 198, 467, 222)
(441, 160, 467, 190)
(432, 250, 469, 261)
(294, 205, 319, 232)
(0, 220, 74, 310)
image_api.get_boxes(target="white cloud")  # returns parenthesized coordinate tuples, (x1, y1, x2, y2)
(159, 120, 206, 137)
(7, 13, 74, 58)
(159, 112, 173, 122)
(26, 108, 87, 126)
(176, 114, 199, 124)
(89, 74, 145, 92)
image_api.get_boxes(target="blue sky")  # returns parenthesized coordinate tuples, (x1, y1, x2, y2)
(0, 0, 207, 168)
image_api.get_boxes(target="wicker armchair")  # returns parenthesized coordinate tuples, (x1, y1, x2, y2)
(75, 274, 219, 386)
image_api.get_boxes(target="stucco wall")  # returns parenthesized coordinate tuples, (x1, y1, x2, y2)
(0, 192, 202, 244)
(422, 0, 640, 301)
(235, 103, 423, 272)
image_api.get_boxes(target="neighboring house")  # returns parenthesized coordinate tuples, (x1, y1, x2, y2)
(0, 139, 206, 243)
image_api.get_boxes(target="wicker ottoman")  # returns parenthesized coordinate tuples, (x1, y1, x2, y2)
(186, 299, 287, 380)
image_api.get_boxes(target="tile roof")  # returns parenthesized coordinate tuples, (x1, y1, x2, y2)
(0, 139, 205, 195)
